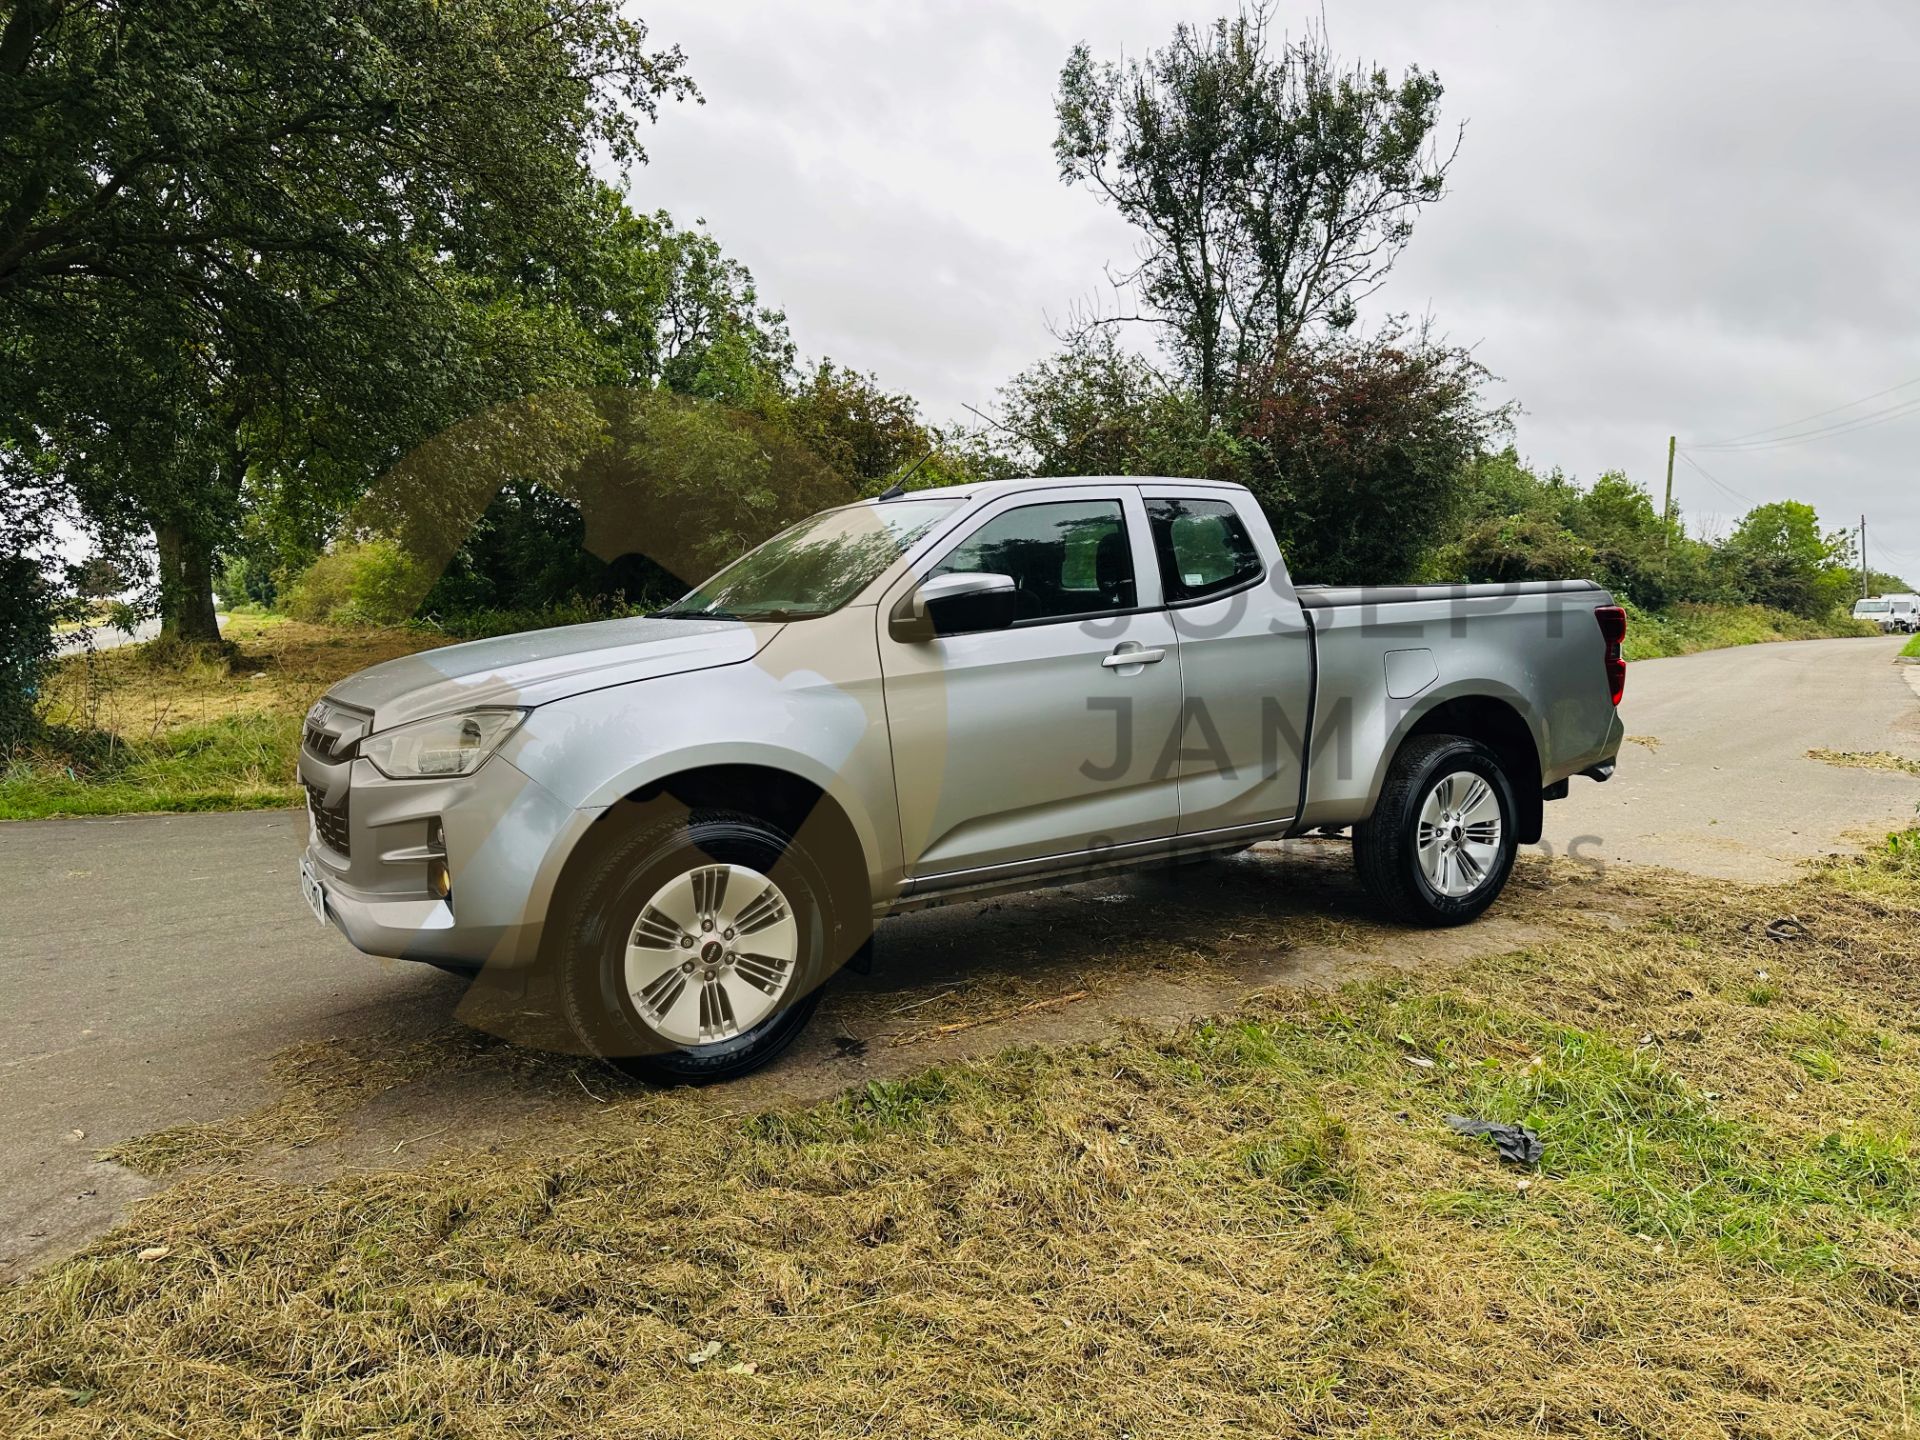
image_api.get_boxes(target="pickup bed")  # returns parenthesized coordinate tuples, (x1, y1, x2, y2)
(299, 477, 1626, 1079)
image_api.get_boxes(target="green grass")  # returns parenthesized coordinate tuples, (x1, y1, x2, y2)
(3, 614, 453, 820)
(1620, 601, 1878, 661)
(0, 713, 301, 820)
(1902, 632, 1920, 659)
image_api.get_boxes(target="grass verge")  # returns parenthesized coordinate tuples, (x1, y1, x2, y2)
(3, 837, 1919, 1436)
(1903, 632, 1920, 659)
(1621, 601, 1878, 661)
(1, 616, 451, 820)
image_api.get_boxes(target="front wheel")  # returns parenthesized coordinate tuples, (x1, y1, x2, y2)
(1353, 735, 1519, 926)
(554, 804, 840, 1083)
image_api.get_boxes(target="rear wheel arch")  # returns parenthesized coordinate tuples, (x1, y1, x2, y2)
(1400, 696, 1545, 844)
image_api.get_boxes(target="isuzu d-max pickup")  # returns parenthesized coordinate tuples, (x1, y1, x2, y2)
(298, 477, 1626, 1079)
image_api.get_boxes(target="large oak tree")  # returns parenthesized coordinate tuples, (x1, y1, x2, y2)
(0, 0, 692, 639)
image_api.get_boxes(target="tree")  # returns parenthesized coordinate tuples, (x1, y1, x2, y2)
(989, 331, 1237, 480)
(0, 0, 694, 640)
(1053, 6, 1455, 416)
(567, 197, 796, 401)
(1238, 322, 1507, 584)
(781, 361, 930, 489)
(1723, 501, 1859, 618)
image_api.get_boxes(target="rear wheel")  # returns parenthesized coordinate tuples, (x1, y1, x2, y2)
(555, 804, 839, 1083)
(1353, 735, 1519, 926)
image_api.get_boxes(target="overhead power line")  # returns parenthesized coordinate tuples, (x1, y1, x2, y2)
(1693, 373, 1920, 448)
(1688, 393, 1920, 453)
(1676, 451, 1756, 507)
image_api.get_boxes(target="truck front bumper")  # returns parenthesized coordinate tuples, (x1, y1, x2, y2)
(297, 716, 597, 971)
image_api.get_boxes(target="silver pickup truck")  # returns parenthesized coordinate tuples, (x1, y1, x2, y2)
(299, 477, 1626, 1080)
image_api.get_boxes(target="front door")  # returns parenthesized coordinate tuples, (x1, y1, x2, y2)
(879, 488, 1184, 881)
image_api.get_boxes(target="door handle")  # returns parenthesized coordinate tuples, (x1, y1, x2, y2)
(1102, 646, 1166, 668)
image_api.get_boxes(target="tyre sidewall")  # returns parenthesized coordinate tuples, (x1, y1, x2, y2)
(564, 807, 834, 1082)
(1396, 739, 1518, 923)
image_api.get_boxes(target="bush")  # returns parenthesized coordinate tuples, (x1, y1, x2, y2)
(214, 553, 279, 611)
(283, 541, 431, 626)
(0, 551, 62, 751)
(1435, 513, 1594, 585)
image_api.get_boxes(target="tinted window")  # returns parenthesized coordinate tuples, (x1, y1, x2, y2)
(1146, 498, 1264, 602)
(930, 499, 1135, 623)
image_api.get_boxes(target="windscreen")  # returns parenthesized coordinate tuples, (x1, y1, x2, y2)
(661, 498, 961, 621)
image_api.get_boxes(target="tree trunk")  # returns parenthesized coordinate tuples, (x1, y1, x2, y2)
(155, 520, 222, 643)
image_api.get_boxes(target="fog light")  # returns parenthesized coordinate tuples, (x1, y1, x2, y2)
(426, 818, 451, 901)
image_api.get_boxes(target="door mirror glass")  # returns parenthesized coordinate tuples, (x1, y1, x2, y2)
(891, 572, 1018, 641)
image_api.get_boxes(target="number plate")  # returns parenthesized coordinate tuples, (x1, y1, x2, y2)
(299, 853, 329, 927)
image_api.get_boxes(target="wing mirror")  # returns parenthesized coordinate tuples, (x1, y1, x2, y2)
(890, 572, 1018, 641)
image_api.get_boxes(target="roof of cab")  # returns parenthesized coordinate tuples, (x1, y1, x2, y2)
(870, 475, 1252, 504)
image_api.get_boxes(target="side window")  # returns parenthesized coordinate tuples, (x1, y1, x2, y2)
(929, 499, 1135, 623)
(1145, 498, 1265, 603)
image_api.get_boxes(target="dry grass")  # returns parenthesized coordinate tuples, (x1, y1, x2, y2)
(1808, 747, 1920, 778)
(4, 843, 1920, 1437)
(101, 1027, 583, 1177)
(38, 615, 446, 741)
(3, 618, 452, 819)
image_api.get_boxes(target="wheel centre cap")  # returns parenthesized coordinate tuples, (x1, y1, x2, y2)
(700, 939, 726, 964)
(1451, 824, 1464, 845)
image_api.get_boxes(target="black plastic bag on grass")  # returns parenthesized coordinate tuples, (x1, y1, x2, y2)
(1445, 1115, 1543, 1167)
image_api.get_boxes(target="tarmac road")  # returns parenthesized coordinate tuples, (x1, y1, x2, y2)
(2, 633, 1916, 1280)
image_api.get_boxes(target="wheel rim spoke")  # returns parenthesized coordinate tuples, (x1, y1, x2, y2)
(1459, 778, 1497, 825)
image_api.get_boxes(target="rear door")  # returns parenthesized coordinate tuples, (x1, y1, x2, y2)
(878, 486, 1184, 881)
(1144, 489, 1315, 835)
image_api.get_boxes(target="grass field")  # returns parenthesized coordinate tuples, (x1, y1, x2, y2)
(1903, 632, 1920, 659)
(0, 616, 451, 820)
(3, 836, 1917, 1436)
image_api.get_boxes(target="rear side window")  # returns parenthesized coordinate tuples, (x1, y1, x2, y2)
(929, 499, 1135, 623)
(1145, 498, 1264, 602)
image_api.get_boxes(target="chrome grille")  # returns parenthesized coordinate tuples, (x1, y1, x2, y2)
(305, 782, 351, 858)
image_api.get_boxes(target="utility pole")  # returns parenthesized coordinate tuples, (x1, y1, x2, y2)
(1861, 514, 1869, 599)
(1663, 435, 1676, 555)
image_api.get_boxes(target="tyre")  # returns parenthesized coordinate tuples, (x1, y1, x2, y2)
(554, 803, 841, 1083)
(1352, 734, 1520, 926)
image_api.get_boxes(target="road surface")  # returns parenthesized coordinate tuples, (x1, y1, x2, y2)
(54, 613, 228, 655)
(1539, 635, 1920, 878)
(3, 635, 1916, 1279)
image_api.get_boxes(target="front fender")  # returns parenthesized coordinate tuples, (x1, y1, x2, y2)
(501, 610, 901, 897)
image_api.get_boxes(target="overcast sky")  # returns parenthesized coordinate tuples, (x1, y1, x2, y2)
(622, 1, 1920, 578)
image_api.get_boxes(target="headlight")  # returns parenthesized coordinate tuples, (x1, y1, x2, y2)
(355, 708, 526, 779)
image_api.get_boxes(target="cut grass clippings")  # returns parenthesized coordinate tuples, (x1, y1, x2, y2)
(1807, 746, 1920, 778)
(4, 837, 1920, 1436)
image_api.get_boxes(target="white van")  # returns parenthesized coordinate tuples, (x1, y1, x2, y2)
(1854, 596, 1917, 633)
(1854, 597, 1895, 630)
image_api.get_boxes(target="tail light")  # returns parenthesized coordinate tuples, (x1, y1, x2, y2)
(1595, 606, 1627, 706)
